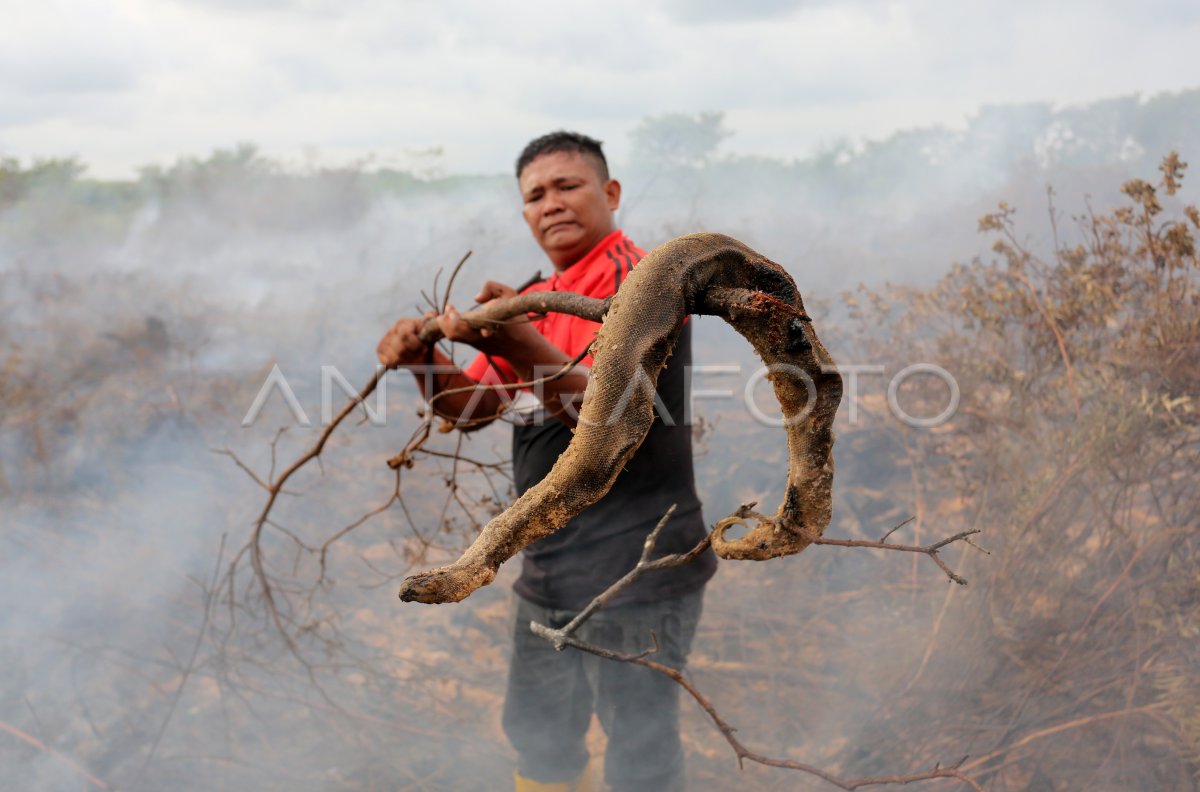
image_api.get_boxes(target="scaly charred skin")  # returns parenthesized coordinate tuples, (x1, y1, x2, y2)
(398, 233, 842, 604)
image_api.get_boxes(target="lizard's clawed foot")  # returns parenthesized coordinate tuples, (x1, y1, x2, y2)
(711, 508, 818, 561)
(398, 562, 496, 604)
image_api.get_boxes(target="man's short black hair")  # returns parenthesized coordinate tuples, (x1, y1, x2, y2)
(516, 130, 609, 180)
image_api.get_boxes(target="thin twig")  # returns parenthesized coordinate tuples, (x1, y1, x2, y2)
(879, 515, 916, 543)
(551, 505, 705, 642)
(724, 505, 981, 585)
(0, 720, 109, 790)
(439, 251, 473, 313)
(813, 530, 983, 585)
(133, 535, 227, 785)
(530, 506, 985, 791)
(960, 703, 1167, 774)
(1006, 267, 1081, 419)
(532, 629, 984, 791)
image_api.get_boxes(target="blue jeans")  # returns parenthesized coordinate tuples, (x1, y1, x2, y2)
(502, 589, 705, 792)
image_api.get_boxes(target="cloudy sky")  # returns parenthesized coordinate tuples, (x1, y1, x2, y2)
(2, 0, 1198, 178)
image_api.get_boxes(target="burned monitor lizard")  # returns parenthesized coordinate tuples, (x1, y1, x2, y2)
(399, 232, 843, 604)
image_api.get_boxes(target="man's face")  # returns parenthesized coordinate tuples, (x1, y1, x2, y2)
(519, 150, 621, 270)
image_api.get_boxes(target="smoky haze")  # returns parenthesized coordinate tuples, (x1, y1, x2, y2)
(2, 91, 1197, 790)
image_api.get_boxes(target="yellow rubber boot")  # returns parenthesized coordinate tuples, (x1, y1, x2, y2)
(513, 760, 593, 792)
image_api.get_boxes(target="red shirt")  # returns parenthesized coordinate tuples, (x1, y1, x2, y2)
(463, 229, 645, 387)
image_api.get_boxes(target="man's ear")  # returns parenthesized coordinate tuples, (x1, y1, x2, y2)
(605, 179, 621, 212)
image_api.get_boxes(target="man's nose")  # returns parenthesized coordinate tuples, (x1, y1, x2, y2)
(541, 192, 566, 215)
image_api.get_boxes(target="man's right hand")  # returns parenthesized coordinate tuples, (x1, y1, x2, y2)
(377, 310, 437, 369)
(438, 281, 544, 360)
(376, 307, 507, 429)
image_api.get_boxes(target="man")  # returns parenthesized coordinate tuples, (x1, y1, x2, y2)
(377, 131, 716, 792)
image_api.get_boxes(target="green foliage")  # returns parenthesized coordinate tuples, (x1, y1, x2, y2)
(629, 111, 732, 170)
(0, 156, 86, 206)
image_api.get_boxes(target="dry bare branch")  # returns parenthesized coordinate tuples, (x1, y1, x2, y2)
(530, 505, 986, 791)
